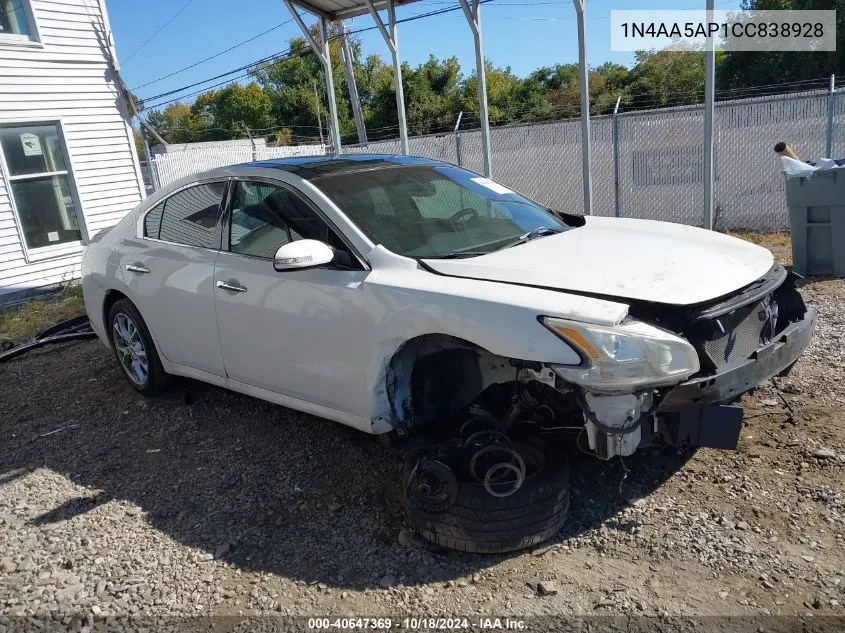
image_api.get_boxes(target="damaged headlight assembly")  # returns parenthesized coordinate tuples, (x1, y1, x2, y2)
(541, 317, 700, 393)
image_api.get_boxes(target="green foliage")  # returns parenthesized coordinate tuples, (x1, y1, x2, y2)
(145, 14, 835, 146)
(718, 0, 844, 91)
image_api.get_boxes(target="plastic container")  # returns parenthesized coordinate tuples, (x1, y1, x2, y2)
(784, 168, 845, 277)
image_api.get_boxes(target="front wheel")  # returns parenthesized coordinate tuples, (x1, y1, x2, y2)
(108, 299, 171, 395)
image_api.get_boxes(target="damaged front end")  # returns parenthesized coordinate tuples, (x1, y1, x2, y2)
(388, 266, 814, 462)
(551, 265, 816, 459)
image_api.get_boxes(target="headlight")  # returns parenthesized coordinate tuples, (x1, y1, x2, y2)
(541, 317, 700, 392)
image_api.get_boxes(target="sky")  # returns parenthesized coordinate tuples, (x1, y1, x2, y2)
(106, 0, 742, 110)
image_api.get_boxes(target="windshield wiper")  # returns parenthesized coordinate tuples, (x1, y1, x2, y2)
(431, 251, 491, 259)
(501, 226, 563, 250)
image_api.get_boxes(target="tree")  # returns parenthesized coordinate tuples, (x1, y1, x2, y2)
(133, 127, 145, 161)
(192, 83, 274, 139)
(625, 49, 707, 109)
(718, 0, 844, 92)
(146, 102, 209, 143)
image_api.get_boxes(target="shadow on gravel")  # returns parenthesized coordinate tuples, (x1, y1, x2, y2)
(1, 341, 692, 590)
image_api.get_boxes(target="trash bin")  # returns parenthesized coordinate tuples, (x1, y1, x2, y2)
(784, 167, 845, 277)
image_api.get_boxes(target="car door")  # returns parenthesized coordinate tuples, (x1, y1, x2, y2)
(119, 179, 228, 376)
(212, 177, 371, 412)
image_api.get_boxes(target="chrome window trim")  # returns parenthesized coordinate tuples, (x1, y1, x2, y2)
(136, 177, 231, 250)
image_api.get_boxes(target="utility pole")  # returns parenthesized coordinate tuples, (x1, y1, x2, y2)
(313, 80, 325, 148)
(340, 21, 368, 145)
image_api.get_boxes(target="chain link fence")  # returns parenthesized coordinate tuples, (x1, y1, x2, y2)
(344, 88, 844, 233)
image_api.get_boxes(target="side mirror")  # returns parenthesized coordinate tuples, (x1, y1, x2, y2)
(273, 239, 335, 272)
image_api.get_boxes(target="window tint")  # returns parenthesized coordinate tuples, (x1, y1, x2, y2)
(229, 180, 344, 258)
(143, 202, 164, 239)
(159, 182, 225, 248)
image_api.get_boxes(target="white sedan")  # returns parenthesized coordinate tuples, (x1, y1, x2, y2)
(82, 155, 814, 552)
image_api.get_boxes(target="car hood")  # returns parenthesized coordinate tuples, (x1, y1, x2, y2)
(422, 217, 774, 306)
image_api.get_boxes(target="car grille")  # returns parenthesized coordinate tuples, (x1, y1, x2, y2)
(699, 296, 777, 370)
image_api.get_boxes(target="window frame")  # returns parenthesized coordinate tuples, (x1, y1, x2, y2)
(138, 177, 230, 252)
(0, 118, 86, 263)
(0, 0, 42, 47)
(221, 176, 369, 270)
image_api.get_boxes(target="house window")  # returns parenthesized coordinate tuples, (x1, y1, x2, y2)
(0, 0, 36, 42)
(0, 123, 83, 251)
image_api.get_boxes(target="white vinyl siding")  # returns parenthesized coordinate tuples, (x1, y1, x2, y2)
(0, 0, 144, 298)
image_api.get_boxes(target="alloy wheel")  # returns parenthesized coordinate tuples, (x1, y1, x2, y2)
(113, 313, 148, 385)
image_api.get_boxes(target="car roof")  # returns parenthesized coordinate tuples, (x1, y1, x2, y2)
(237, 153, 445, 180)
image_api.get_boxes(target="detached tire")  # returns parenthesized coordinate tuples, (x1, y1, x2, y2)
(403, 444, 570, 554)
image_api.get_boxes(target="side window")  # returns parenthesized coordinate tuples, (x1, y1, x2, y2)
(143, 202, 164, 239)
(159, 182, 225, 248)
(229, 180, 345, 259)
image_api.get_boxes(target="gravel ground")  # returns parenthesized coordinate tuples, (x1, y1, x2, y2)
(1, 256, 843, 628)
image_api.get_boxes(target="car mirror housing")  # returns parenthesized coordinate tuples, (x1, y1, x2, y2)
(273, 240, 335, 272)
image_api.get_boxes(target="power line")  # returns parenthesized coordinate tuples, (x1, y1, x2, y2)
(141, 0, 497, 108)
(121, 0, 196, 65)
(132, 19, 294, 91)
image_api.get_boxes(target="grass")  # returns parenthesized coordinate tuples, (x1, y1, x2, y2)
(0, 283, 86, 344)
(728, 231, 792, 267)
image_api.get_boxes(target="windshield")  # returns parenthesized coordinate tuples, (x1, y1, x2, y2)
(313, 165, 572, 258)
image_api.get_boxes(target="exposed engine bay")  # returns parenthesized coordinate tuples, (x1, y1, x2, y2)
(390, 266, 814, 462)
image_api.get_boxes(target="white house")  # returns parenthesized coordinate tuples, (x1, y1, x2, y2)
(0, 0, 144, 303)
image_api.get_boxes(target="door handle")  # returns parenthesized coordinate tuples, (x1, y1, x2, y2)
(125, 264, 150, 274)
(216, 280, 248, 293)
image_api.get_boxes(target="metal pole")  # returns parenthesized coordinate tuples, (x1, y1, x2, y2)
(574, 0, 592, 215)
(387, 0, 409, 154)
(613, 96, 621, 218)
(703, 0, 716, 231)
(140, 128, 157, 192)
(246, 127, 256, 160)
(826, 74, 835, 157)
(313, 80, 325, 148)
(320, 17, 342, 155)
(454, 111, 463, 166)
(459, 0, 492, 177)
(340, 22, 368, 145)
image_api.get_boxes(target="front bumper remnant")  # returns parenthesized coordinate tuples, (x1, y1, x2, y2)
(657, 309, 816, 449)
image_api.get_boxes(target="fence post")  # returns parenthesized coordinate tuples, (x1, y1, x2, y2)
(453, 111, 463, 167)
(826, 74, 836, 158)
(613, 96, 621, 217)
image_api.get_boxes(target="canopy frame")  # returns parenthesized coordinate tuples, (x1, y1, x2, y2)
(281, 0, 596, 214)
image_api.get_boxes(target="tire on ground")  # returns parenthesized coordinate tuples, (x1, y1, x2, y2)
(108, 298, 172, 396)
(403, 445, 570, 554)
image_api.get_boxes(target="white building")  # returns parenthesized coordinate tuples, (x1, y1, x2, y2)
(0, 0, 144, 302)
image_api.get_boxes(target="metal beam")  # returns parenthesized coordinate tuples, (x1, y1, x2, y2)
(340, 22, 368, 144)
(284, 0, 322, 57)
(388, 0, 409, 154)
(283, 1, 342, 154)
(364, 0, 409, 154)
(703, 0, 715, 230)
(459, 0, 492, 177)
(574, 0, 592, 216)
(321, 17, 342, 154)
